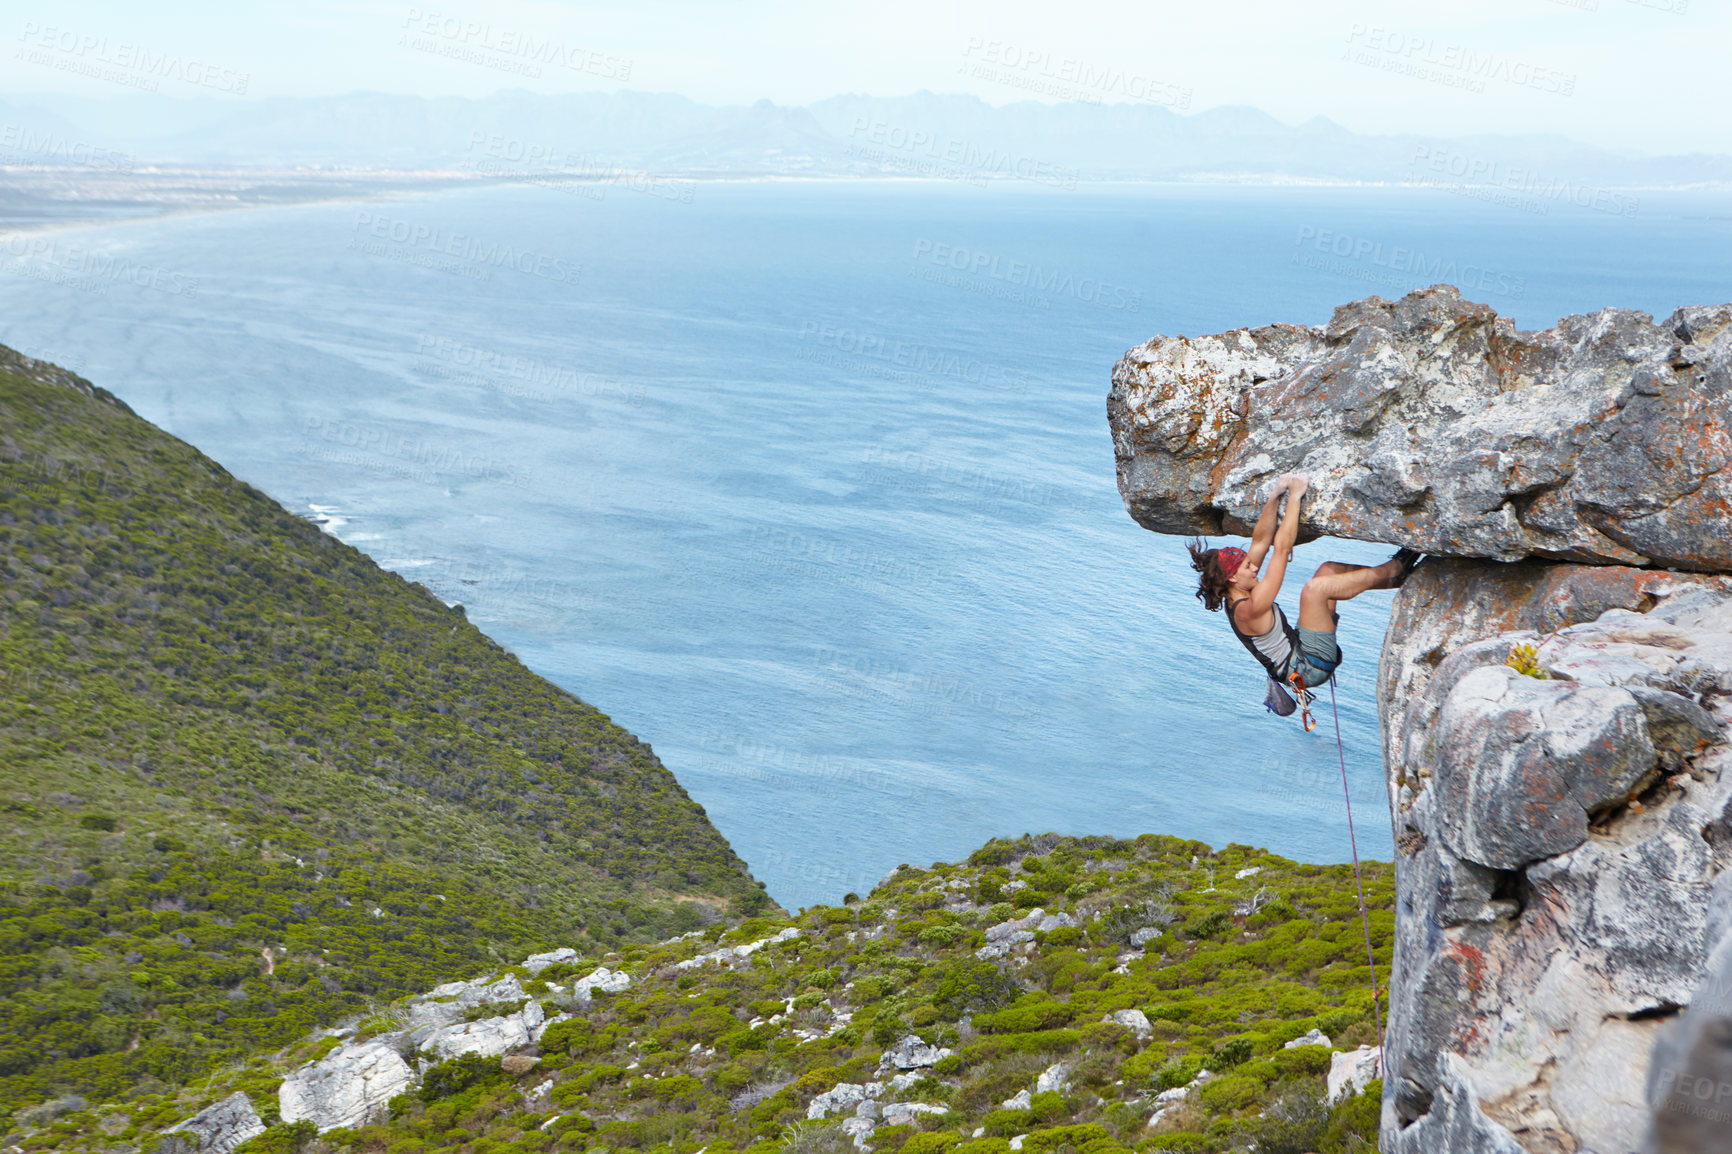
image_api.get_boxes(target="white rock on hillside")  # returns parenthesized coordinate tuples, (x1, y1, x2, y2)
(1035, 1062, 1069, 1094)
(1105, 1009, 1153, 1039)
(878, 1034, 953, 1070)
(161, 1091, 266, 1154)
(405, 974, 527, 1032)
(881, 1102, 948, 1126)
(279, 1039, 415, 1132)
(570, 966, 631, 1000)
(522, 948, 579, 974)
(1284, 1028, 1331, 1049)
(419, 999, 545, 1061)
(672, 928, 801, 971)
(807, 1081, 883, 1120)
(840, 1116, 875, 1149)
(1002, 1089, 1032, 1110)
(1327, 1046, 1380, 1103)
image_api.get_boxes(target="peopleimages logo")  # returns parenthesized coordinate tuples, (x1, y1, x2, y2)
(398, 8, 631, 81)
(847, 118, 1079, 189)
(16, 22, 250, 94)
(0, 124, 134, 171)
(910, 239, 1141, 312)
(1409, 143, 1639, 218)
(349, 211, 580, 287)
(1292, 226, 1527, 300)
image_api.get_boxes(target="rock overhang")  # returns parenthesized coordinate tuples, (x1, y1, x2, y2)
(1108, 285, 1732, 572)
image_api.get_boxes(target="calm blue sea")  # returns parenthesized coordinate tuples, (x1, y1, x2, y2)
(5, 180, 1730, 909)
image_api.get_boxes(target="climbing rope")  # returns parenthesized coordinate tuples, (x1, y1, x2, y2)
(1327, 675, 1387, 1059)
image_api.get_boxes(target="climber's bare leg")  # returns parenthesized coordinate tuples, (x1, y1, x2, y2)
(1297, 560, 1403, 632)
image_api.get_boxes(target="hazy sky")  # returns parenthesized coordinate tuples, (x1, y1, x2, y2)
(5, 0, 1720, 154)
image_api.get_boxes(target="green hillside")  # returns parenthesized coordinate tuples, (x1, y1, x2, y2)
(0, 347, 768, 1118)
(10, 833, 1390, 1154)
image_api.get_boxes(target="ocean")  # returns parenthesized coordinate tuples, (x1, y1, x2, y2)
(4, 178, 1729, 909)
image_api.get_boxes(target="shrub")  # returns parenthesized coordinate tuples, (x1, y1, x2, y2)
(1184, 912, 1230, 940)
(233, 1121, 317, 1154)
(780, 1121, 856, 1154)
(419, 1053, 505, 1102)
(973, 1001, 1072, 1034)
(931, 963, 1018, 1016)
(1318, 1080, 1382, 1151)
(1230, 1078, 1328, 1154)
(980, 1109, 1031, 1136)
(1207, 1038, 1253, 1069)
(1144, 1135, 1211, 1153)
(901, 1134, 961, 1154)
(1019, 1125, 1117, 1154)
(1197, 1072, 1262, 1113)
(79, 814, 118, 831)
(952, 1140, 1011, 1154)
(1152, 1057, 1203, 1091)
(1027, 1090, 1067, 1123)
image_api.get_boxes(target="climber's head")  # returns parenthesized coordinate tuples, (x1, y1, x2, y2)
(1186, 538, 1256, 611)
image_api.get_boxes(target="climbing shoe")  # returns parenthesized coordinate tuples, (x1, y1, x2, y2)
(1389, 547, 1426, 586)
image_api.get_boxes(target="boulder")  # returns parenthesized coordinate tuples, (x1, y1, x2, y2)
(840, 1116, 875, 1149)
(1108, 286, 1732, 571)
(1284, 1028, 1331, 1050)
(1035, 1062, 1069, 1094)
(419, 1000, 545, 1061)
(878, 1034, 953, 1071)
(1327, 1046, 1380, 1103)
(807, 1081, 882, 1120)
(1106, 1009, 1153, 1039)
(279, 1039, 415, 1132)
(1002, 1088, 1032, 1110)
(521, 948, 579, 974)
(160, 1092, 265, 1154)
(880, 1102, 948, 1127)
(985, 910, 1046, 941)
(569, 966, 631, 1000)
(405, 973, 528, 1032)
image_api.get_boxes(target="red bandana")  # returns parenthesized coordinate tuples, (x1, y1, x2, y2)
(1216, 546, 1247, 573)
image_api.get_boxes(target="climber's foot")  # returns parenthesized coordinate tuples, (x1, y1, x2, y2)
(1389, 547, 1426, 587)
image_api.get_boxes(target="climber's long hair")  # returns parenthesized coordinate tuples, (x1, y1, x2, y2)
(1186, 537, 1234, 613)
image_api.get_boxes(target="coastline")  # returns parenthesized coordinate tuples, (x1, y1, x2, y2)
(5, 164, 1720, 237)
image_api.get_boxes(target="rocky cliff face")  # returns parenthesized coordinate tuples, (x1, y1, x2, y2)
(1108, 287, 1732, 1153)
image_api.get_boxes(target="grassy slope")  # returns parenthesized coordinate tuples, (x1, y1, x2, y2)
(0, 347, 768, 1117)
(23, 833, 1392, 1154)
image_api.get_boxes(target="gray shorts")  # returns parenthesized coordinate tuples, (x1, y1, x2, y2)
(1287, 627, 1341, 688)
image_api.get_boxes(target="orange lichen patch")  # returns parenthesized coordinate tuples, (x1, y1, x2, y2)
(1443, 941, 1490, 995)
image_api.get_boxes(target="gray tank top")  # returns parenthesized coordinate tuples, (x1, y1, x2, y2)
(1227, 597, 1297, 679)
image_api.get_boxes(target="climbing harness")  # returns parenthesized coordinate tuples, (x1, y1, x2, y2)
(1323, 674, 1387, 1057)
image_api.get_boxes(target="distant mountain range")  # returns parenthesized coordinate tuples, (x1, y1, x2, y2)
(3, 89, 1730, 188)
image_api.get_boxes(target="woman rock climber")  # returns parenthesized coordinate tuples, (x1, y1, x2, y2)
(1186, 472, 1423, 703)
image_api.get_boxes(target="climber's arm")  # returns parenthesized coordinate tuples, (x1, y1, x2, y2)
(1245, 475, 1302, 569)
(1246, 477, 1307, 616)
(1244, 484, 1287, 569)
